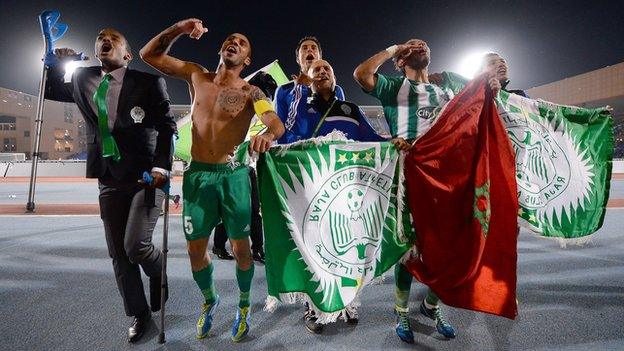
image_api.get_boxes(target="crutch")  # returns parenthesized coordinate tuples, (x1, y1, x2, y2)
(158, 176, 170, 344)
(27, 11, 86, 212)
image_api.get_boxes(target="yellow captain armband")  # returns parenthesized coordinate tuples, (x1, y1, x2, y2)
(253, 99, 274, 116)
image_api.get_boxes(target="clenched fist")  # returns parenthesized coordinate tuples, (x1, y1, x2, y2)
(177, 18, 208, 40)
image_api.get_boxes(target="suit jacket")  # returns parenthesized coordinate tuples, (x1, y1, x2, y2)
(45, 65, 176, 181)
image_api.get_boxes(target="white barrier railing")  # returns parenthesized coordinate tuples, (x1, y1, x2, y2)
(2, 160, 186, 177)
(613, 159, 624, 173)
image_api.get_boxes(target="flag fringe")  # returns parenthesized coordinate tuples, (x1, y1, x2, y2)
(274, 130, 350, 156)
(541, 233, 595, 248)
(399, 245, 419, 264)
(519, 219, 596, 247)
(228, 142, 252, 169)
(264, 293, 361, 324)
(396, 151, 407, 243)
(369, 273, 387, 285)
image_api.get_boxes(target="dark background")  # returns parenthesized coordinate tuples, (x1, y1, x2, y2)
(1, 0, 622, 105)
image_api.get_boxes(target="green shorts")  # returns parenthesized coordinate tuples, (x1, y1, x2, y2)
(182, 161, 251, 241)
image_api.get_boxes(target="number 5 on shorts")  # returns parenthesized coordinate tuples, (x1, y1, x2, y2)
(184, 216, 194, 234)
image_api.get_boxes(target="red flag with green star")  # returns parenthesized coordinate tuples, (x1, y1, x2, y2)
(403, 75, 519, 319)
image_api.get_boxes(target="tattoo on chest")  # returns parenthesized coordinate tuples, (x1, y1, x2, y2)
(217, 88, 247, 115)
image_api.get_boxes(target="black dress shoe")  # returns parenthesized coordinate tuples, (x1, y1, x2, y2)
(212, 247, 234, 260)
(252, 250, 265, 264)
(150, 276, 168, 312)
(128, 309, 151, 343)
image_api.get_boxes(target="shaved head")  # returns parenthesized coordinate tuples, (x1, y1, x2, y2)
(94, 28, 133, 71)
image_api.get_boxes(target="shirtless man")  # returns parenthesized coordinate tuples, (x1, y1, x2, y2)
(140, 18, 284, 342)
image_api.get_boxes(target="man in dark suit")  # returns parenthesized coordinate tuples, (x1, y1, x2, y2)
(45, 28, 176, 343)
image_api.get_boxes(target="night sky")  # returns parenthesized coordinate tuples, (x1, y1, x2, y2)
(1, 0, 622, 105)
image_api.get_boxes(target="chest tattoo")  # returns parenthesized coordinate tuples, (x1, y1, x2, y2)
(217, 88, 247, 115)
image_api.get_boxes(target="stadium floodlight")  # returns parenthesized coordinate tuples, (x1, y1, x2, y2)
(64, 60, 78, 77)
(457, 51, 490, 79)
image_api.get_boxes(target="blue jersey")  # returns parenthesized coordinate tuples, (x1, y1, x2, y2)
(274, 81, 345, 144)
(277, 92, 384, 143)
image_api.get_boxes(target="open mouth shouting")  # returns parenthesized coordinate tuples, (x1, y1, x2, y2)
(225, 45, 238, 55)
(99, 42, 113, 56)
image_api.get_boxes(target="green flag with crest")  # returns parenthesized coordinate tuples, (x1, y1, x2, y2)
(259, 137, 412, 321)
(496, 91, 613, 242)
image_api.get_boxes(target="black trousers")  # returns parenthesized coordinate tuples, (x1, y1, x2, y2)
(99, 179, 164, 316)
(214, 167, 263, 252)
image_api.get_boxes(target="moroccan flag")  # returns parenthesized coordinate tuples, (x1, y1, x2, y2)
(403, 76, 519, 319)
(174, 60, 289, 161)
(496, 92, 613, 241)
(259, 138, 412, 322)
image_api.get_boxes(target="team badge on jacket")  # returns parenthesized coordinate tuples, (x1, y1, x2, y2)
(130, 106, 145, 123)
(340, 104, 352, 115)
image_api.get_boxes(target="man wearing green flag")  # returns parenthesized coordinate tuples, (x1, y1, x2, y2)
(141, 18, 284, 342)
(476, 52, 613, 241)
(45, 29, 176, 343)
(272, 38, 349, 333)
(286, 58, 385, 334)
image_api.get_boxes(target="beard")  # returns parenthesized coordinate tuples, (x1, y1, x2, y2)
(221, 53, 245, 68)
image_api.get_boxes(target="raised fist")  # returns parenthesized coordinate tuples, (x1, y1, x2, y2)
(177, 18, 208, 39)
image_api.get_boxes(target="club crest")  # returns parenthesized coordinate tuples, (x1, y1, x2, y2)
(130, 106, 145, 123)
(340, 104, 352, 115)
(269, 141, 406, 311)
(496, 92, 594, 231)
(284, 144, 396, 283)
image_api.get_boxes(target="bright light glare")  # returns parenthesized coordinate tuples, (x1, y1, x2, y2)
(457, 51, 490, 79)
(64, 61, 79, 77)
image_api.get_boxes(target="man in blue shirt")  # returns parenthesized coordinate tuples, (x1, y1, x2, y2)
(284, 58, 383, 334)
(305, 59, 383, 142)
(274, 36, 345, 144)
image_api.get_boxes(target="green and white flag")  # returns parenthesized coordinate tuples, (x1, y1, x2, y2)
(259, 135, 412, 322)
(496, 91, 613, 242)
(174, 60, 289, 161)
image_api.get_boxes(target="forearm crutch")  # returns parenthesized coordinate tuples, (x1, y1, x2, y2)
(27, 11, 85, 212)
